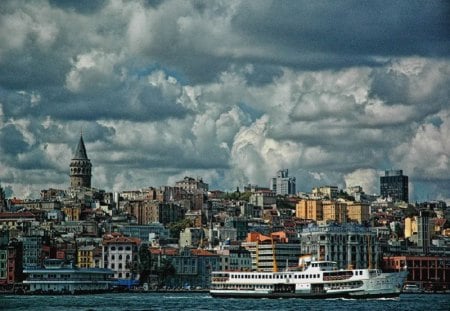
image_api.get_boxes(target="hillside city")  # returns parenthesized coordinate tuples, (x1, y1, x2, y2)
(0, 134, 449, 293)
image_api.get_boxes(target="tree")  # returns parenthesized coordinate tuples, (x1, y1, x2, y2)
(156, 258, 176, 287)
(137, 244, 153, 284)
(168, 218, 193, 239)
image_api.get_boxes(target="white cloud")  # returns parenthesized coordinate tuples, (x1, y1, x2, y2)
(344, 169, 379, 195)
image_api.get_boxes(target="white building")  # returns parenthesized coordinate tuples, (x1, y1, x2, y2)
(101, 233, 140, 280)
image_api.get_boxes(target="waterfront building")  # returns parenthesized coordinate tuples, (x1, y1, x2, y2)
(5, 239, 23, 286)
(216, 247, 252, 271)
(383, 255, 450, 291)
(101, 233, 141, 280)
(69, 133, 92, 189)
(380, 170, 408, 203)
(242, 232, 302, 272)
(270, 169, 296, 196)
(0, 248, 6, 283)
(23, 259, 114, 294)
(299, 223, 380, 270)
(167, 248, 220, 289)
(22, 235, 44, 269)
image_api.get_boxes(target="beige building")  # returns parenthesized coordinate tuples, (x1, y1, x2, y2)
(295, 199, 323, 220)
(312, 186, 338, 199)
(322, 200, 347, 223)
(346, 202, 370, 224)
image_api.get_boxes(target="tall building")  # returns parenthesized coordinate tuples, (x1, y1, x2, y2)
(380, 170, 408, 202)
(270, 169, 296, 196)
(69, 134, 92, 188)
(417, 210, 432, 253)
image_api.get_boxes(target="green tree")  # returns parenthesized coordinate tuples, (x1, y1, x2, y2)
(168, 218, 193, 239)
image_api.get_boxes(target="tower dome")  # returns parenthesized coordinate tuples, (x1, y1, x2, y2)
(69, 134, 92, 188)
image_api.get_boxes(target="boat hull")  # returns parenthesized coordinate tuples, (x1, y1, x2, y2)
(210, 290, 401, 299)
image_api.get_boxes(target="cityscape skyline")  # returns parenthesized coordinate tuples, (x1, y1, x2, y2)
(0, 1, 449, 202)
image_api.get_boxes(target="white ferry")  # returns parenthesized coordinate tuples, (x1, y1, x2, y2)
(210, 257, 408, 299)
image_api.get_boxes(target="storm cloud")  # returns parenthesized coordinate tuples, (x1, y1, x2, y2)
(0, 0, 449, 202)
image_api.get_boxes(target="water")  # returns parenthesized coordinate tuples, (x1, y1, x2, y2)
(1, 293, 449, 311)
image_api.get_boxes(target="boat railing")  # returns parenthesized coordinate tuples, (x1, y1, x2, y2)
(323, 270, 353, 281)
(323, 274, 352, 281)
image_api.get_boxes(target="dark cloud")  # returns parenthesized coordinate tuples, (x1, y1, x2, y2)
(232, 1, 450, 59)
(0, 124, 29, 154)
(0, 0, 449, 202)
(48, 0, 107, 14)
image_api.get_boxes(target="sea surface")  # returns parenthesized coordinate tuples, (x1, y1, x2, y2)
(1, 292, 449, 311)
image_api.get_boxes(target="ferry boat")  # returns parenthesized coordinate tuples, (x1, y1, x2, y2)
(210, 256, 408, 299)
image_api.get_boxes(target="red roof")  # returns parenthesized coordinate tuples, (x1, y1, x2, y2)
(150, 248, 178, 256)
(102, 234, 141, 245)
(191, 249, 216, 256)
(0, 212, 36, 219)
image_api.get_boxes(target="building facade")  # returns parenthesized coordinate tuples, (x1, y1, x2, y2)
(270, 169, 296, 196)
(295, 199, 323, 221)
(101, 234, 141, 280)
(380, 170, 408, 202)
(383, 255, 450, 291)
(299, 224, 381, 270)
(242, 232, 302, 272)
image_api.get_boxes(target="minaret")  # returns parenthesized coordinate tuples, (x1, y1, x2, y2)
(69, 133, 92, 188)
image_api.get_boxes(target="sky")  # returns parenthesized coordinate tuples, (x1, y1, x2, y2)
(0, 0, 449, 203)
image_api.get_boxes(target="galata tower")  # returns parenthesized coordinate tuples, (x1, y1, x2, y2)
(69, 133, 92, 188)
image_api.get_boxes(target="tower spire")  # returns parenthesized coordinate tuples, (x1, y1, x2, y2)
(70, 132, 92, 188)
(74, 133, 88, 159)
